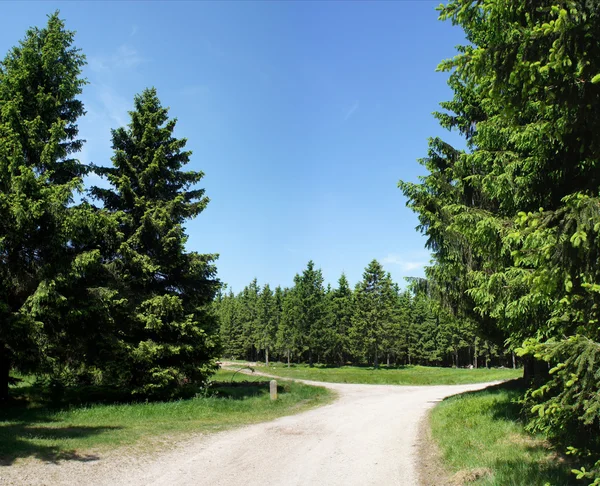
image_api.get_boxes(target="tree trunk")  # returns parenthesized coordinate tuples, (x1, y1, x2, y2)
(523, 356, 549, 386)
(265, 347, 269, 367)
(455, 349, 459, 368)
(0, 345, 10, 401)
(387, 353, 390, 367)
(287, 349, 290, 367)
(512, 351, 516, 369)
(374, 351, 379, 369)
(309, 349, 313, 368)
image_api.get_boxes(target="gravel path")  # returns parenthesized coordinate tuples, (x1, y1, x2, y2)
(1, 377, 497, 486)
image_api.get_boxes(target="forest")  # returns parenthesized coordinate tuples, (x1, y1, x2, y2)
(215, 259, 513, 369)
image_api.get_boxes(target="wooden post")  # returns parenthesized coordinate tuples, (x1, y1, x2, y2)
(270, 380, 278, 400)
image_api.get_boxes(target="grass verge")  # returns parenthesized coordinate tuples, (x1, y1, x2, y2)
(0, 370, 333, 465)
(244, 363, 521, 385)
(429, 380, 578, 485)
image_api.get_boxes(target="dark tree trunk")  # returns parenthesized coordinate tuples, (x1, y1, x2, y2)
(374, 351, 379, 369)
(287, 349, 290, 367)
(523, 356, 549, 386)
(512, 352, 516, 369)
(387, 353, 390, 367)
(0, 345, 10, 401)
(309, 349, 313, 367)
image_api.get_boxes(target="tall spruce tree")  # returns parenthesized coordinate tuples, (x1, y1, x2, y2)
(256, 284, 277, 365)
(0, 13, 87, 399)
(91, 88, 219, 396)
(350, 260, 395, 367)
(295, 261, 326, 366)
(277, 285, 299, 366)
(329, 273, 353, 366)
(402, 1, 600, 480)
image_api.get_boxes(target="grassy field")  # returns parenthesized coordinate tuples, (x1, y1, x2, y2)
(429, 380, 577, 485)
(0, 370, 333, 465)
(240, 363, 521, 385)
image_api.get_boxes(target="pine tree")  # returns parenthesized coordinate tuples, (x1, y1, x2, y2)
(91, 88, 219, 396)
(0, 13, 87, 399)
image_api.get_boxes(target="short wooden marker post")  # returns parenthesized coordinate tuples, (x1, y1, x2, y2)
(270, 380, 278, 400)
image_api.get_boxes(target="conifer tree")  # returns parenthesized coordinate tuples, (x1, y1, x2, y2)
(91, 88, 219, 396)
(350, 260, 395, 368)
(329, 273, 354, 365)
(256, 284, 277, 365)
(0, 13, 87, 399)
(295, 261, 326, 366)
(277, 285, 299, 366)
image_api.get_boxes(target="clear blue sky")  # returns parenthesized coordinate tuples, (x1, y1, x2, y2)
(3, 1, 466, 292)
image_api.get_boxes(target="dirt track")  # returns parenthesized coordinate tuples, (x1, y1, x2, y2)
(1, 377, 497, 486)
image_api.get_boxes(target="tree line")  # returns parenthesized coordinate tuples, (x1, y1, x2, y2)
(215, 259, 512, 368)
(0, 13, 218, 400)
(400, 1, 600, 482)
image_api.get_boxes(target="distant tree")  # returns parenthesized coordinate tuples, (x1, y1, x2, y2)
(256, 284, 277, 365)
(91, 88, 219, 397)
(410, 292, 441, 365)
(277, 284, 300, 366)
(329, 273, 354, 365)
(238, 279, 260, 360)
(295, 261, 326, 366)
(217, 288, 244, 359)
(350, 260, 396, 368)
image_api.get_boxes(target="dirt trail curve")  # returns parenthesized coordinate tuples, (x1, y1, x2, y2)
(2, 370, 499, 486)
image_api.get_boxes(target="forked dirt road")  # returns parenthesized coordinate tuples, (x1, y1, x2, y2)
(2, 377, 498, 486)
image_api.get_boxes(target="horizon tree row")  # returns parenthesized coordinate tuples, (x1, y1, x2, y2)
(0, 13, 218, 399)
(215, 260, 513, 368)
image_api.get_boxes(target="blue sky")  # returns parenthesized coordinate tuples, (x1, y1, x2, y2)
(3, 1, 466, 292)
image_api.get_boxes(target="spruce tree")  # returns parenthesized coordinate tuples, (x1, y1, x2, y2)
(350, 260, 395, 368)
(329, 273, 353, 365)
(277, 285, 300, 366)
(295, 261, 326, 366)
(91, 88, 219, 396)
(256, 284, 277, 365)
(0, 13, 87, 399)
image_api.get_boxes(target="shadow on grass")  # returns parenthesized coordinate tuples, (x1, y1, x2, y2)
(0, 419, 120, 466)
(211, 381, 290, 400)
(487, 457, 579, 486)
(442, 379, 581, 485)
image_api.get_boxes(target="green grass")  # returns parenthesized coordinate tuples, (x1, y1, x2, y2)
(248, 363, 521, 385)
(0, 370, 333, 465)
(429, 380, 578, 486)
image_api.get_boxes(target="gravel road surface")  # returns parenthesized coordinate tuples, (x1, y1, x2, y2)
(1, 378, 497, 486)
